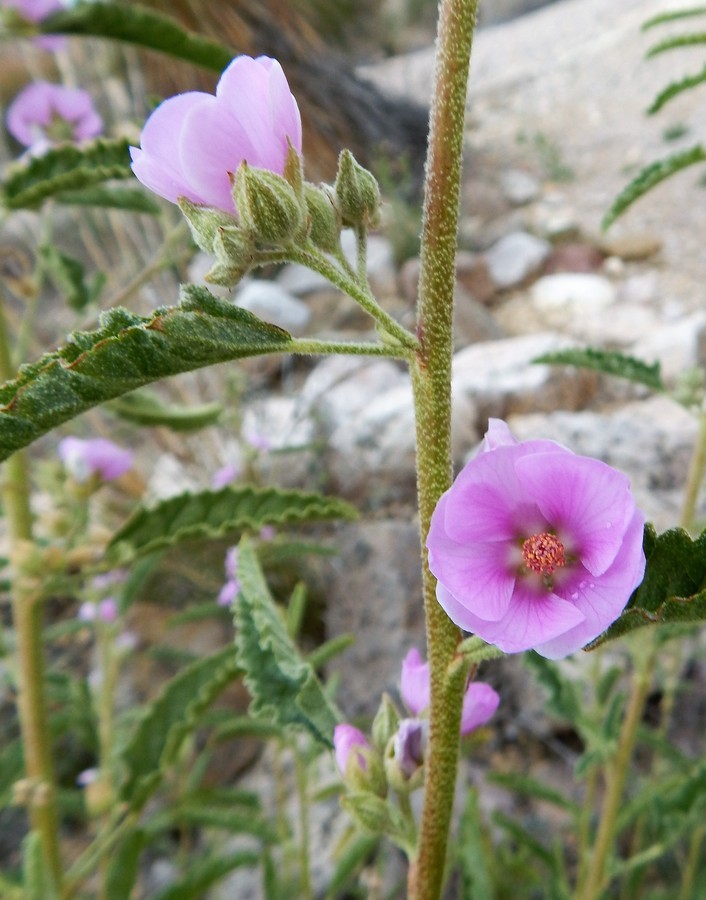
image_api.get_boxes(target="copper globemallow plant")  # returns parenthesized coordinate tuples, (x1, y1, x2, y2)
(426, 419, 646, 659)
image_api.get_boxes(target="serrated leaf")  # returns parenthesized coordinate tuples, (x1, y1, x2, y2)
(233, 537, 340, 747)
(646, 32, 706, 58)
(587, 525, 706, 648)
(602, 145, 706, 229)
(0, 138, 133, 210)
(108, 388, 222, 431)
(0, 285, 292, 461)
(41, 2, 233, 72)
(642, 7, 706, 30)
(39, 244, 104, 311)
(152, 851, 260, 900)
(54, 185, 162, 214)
(533, 347, 664, 391)
(108, 484, 357, 559)
(118, 645, 241, 808)
(647, 65, 706, 115)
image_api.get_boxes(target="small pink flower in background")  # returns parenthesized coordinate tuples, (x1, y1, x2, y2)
(217, 547, 239, 606)
(333, 723, 370, 776)
(129, 55, 302, 212)
(76, 767, 98, 787)
(91, 569, 129, 591)
(400, 647, 499, 736)
(58, 437, 133, 483)
(427, 419, 646, 660)
(243, 424, 271, 454)
(6, 81, 102, 152)
(211, 462, 240, 489)
(259, 525, 276, 542)
(1, 0, 66, 50)
(78, 598, 119, 624)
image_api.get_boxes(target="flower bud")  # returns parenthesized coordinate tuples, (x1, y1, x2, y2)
(385, 718, 427, 792)
(333, 724, 386, 796)
(371, 692, 401, 753)
(304, 183, 342, 253)
(205, 225, 254, 287)
(233, 162, 304, 244)
(334, 149, 381, 228)
(341, 792, 390, 835)
(178, 198, 239, 254)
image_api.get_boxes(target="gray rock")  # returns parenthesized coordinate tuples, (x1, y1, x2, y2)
(631, 312, 706, 385)
(484, 231, 551, 289)
(500, 168, 541, 206)
(236, 279, 311, 334)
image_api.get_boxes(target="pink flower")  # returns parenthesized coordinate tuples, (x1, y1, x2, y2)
(333, 724, 370, 775)
(400, 647, 499, 736)
(393, 718, 426, 778)
(1, 0, 66, 50)
(58, 437, 133, 483)
(6, 81, 102, 151)
(427, 419, 646, 659)
(211, 463, 240, 489)
(129, 55, 302, 212)
(78, 598, 118, 623)
(217, 579, 238, 607)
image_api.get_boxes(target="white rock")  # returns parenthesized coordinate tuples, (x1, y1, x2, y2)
(241, 397, 319, 488)
(631, 312, 706, 385)
(301, 356, 406, 425)
(500, 168, 541, 205)
(531, 272, 616, 312)
(235, 279, 311, 334)
(484, 230, 551, 289)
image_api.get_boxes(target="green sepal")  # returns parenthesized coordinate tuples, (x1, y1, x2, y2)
(0, 138, 133, 210)
(177, 198, 239, 254)
(0, 285, 293, 462)
(233, 163, 304, 244)
(340, 792, 390, 835)
(371, 692, 401, 753)
(334, 149, 381, 228)
(206, 225, 254, 286)
(586, 525, 706, 648)
(107, 484, 357, 560)
(232, 536, 340, 747)
(40, 2, 233, 72)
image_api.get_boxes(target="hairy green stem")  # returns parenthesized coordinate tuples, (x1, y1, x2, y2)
(408, 0, 479, 897)
(288, 338, 412, 359)
(0, 292, 63, 889)
(576, 645, 657, 900)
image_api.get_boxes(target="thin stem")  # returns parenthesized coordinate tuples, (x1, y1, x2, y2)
(408, 0, 480, 897)
(288, 337, 412, 359)
(576, 646, 657, 900)
(680, 407, 706, 532)
(0, 291, 63, 889)
(679, 824, 705, 900)
(293, 745, 313, 900)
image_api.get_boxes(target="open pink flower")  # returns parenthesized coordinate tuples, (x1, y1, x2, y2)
(6, 81, 102, 151)
(58, 437, 133, 483)
(130, 55, 302, 212)
(400, 647, 499, 735)
(2, 0, 66, 49)
(427, 419, 646, 659)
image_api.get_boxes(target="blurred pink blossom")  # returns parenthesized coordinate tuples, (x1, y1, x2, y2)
(400, 647, 499, 736)
(393, 718, 426, 778)
(333, 723, 370, 775)
(1, 0, 66, 50)
(427, 419, 646, 659)
(58, 437, 133, 483)
(211, 463, 240, 489)
(6, 81, 102, 151)
(129, 55, 302, 212)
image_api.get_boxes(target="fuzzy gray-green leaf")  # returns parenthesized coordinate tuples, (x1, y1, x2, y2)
(533, 347, 664, 391)
(233, 537, 340, 747)
(0, 285, 292, 461)
(0, 138, 133, 210)
(108, 485, 357, 559)
(602, 145, 706, 229)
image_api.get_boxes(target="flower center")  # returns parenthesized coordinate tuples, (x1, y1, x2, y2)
(522, 532, 566, 576)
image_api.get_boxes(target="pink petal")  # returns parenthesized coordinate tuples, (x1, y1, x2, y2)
(400, 648, 429, 716)
(536, 509, 646, 658)
(436, 581, 585, 654)
(427, 523, 516, 622)
(516, 452, 636, 576)
(461, 682, 500, 735)
(480, 418, 518, 451)
(333, 724, 369, 774)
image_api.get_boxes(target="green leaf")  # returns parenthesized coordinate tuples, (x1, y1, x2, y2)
(456, 788, 495, 899)
(647, 65, 706, 115)
(487, 772, 580, 816)
(118, 645, 242, 808)
(41, 2, 233, 72)
(0, 138, 133, 210)
(233, 537, 340, 747)
(642, 7, 706, 30)
(108, 484, 357, 560)
(491, 811, 555, 869)
(533, 347, 664, 391)
(0, 285, 292, 462)
(326, 833, 379, 898)
(39, 244, 105, 311)
(108, 388, 222, 431)
(153, 803, 277, 842)
(152, 851, 260, 900)
(21, 832, 57, 900)
(646, 32, 706, 58)
(104, 830, 145, 900)
(602, 145, 706, 229)
(587, 525, 706, 648)
(54, 185, 162, 214)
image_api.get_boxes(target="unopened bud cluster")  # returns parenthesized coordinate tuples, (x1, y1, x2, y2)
(179, 146, 381, 289)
